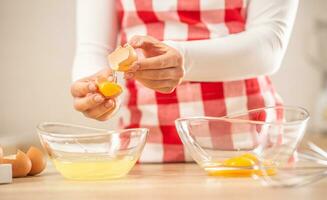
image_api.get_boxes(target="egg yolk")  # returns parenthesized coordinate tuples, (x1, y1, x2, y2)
(241, 153, 259, 163)
(206, 153, 276, 177)
(223, 156, 256, 167)
(97, 81, 122, 98)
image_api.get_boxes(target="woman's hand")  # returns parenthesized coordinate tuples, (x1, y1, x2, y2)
(70, 69, 118, 121)
(125, 35, 184, 94)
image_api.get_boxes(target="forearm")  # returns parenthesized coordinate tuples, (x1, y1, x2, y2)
(166, 28, 285, 81)
(165, 0, 298, 82)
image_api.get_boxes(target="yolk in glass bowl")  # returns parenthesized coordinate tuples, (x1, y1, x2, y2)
(205, 153, 276, 177)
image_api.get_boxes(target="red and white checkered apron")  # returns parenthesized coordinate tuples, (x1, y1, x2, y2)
(116, 0, 283, 163)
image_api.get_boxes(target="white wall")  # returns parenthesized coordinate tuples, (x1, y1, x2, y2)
(0, 0, 117, 150)
(0, 0, 326, 150)
(271, 0, 327, 121)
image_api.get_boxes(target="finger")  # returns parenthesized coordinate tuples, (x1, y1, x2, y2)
(96, 113, 114, 121)
(96, 105, 118, 121)
(74, 94, 105, 112)
(137, 53, 178, 70)
(134, 67, 184, 80)
(138, 79, 179, 90)
(71, 81, 97, 97)
(129, 35, 157, 49)
(127, 61, 140, 72)
(157, 87, 176, 94)
(124, 72, 135, 79)
(83, 99, 115, 119)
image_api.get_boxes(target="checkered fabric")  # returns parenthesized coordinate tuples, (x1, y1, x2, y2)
(116, 0, 283, 163)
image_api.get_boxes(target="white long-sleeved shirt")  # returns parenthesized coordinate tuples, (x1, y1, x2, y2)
(72, 0, 298, 82)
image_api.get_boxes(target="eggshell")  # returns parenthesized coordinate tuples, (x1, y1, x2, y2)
(1, 150, 32, 178)
(108, 44, 137, 72)
(27, 146, 47, 175)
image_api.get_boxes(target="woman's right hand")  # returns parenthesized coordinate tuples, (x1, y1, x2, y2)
(70, 68, 118, 121)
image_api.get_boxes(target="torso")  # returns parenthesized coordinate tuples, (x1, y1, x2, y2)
(116, 0, 282, 163)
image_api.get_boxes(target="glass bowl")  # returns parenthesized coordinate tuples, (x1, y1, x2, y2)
(258, 142, 327, 187)
(175, 106, 310, 177)
(37, 122, 148, 180)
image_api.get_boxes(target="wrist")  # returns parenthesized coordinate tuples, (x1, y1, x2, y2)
(163, 40, 188, 74)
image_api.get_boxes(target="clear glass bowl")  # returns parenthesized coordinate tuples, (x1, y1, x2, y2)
(37, 122, 148, 180)
(258, 142, 327, 187)
(175, 106, 310, 178)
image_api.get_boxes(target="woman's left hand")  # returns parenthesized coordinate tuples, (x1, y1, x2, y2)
(125, 35, 184, 94)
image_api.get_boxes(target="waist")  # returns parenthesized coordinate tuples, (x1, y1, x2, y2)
(125, 76, 276, 103)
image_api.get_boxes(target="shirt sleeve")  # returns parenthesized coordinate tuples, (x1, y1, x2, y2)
(164, 0, 299, 82)
(72, 0, 118, 82)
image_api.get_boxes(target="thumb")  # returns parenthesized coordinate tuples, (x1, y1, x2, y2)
(94, 68, 116, 82)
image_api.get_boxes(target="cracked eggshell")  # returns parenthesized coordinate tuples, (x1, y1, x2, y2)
(1, 150, 32, 178)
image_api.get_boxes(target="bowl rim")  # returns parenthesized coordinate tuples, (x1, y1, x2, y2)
(175, 105, 310, 126)
(37, 122, 149, 138)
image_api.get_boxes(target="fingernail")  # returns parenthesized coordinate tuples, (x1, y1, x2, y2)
(135, 40, 143, 47)
(88, 83, 97, 92)
(107, 76, 114, 82)
(94, 94, 104, 103)
(125, 72, 134, 79)
(104, 100, 114, 108)
(130, 62, 139, 71)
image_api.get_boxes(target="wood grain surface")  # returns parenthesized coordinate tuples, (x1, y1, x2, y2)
(0, 133, 326, 200)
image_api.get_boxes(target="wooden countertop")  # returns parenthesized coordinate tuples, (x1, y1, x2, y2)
(0, 162, 326, 200)
(1, 133, 326, 200)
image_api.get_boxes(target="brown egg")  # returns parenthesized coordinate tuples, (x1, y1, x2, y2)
(26, 146, 47, 175)
(1, 150, 32, 178)
(0, 146, 3, 163)
(0, 146, 3, 158)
